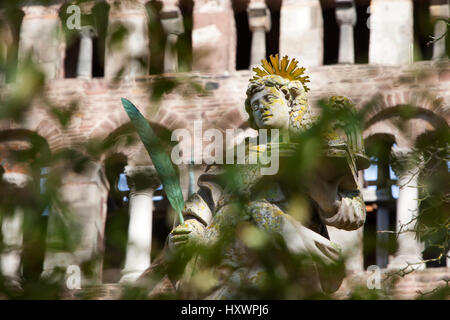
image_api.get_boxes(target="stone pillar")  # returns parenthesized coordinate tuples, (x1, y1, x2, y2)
(335, 0, 356, 64)
(0, 172, 30, 287)
(369, 0, 413, 65)
(280, 0, 324, 67)
(105, 1, 150, 79)
(120, 165, 160, 283)
(18, 4, 64, 80)
(430, 0, 449, 61)
(247, 0, 271, 68)
(160, 1, 185, 73)
(192, 0, 236, 72)
(388, 148, 425, 271)
(42, 161, 109, 286)
(76, 26, 96, 79)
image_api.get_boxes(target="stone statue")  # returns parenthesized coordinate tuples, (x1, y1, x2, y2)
(164, 55, 369, 299)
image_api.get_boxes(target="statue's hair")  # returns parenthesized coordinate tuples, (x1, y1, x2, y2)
(245, 75, 309, 131)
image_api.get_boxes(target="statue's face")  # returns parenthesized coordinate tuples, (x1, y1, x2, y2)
(249, 86, 289, 130)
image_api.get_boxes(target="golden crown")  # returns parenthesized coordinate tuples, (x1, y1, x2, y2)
(251, 54, 310, 92)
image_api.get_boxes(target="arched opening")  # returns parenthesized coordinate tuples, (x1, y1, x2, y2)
(91, 1, 109, 78)
(146, 0, 165, 75)
(354, 0, 370, 64)
(232, 0, 251, 70)
(63, 36, 80, 79)
(321, 0, 339, 65)
(150, 184, 172, 261)
(265, 0, 281, 61)
(179, 0, 194, 72)
(102, 153, 129, 283)
(413, 0, 434, 61)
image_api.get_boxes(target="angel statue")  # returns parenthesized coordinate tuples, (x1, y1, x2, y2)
(122, 54, 370, 299)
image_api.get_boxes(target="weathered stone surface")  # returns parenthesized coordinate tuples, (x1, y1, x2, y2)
(18, 5, 65, 80)
(105, 1, 149, 79)
(192, 0, 236, 72)
(42, 161, 109, 286)
(369, 0, 414, 65)
(280, 0, 324, 67)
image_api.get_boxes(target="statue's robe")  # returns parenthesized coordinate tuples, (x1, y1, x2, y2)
(175, 139, 366, 299)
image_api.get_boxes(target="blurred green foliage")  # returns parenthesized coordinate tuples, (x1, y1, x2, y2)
(0, 0, 447, 301)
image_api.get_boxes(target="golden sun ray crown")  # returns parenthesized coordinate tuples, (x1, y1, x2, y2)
(252, 54, 310, 92)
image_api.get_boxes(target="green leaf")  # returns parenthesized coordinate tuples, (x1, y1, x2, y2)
(121, 98, 184, 224)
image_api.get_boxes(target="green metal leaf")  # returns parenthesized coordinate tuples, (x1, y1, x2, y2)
(121, 98, 184, 224)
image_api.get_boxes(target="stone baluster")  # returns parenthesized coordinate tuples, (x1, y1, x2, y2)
(335, 0, 356, 64)
(42, 161, 110, 286)
(369, 0, 414, 65)
(1, 172, 31, 287)
(430, 0, 449, 61)
(77, 26, 96, 79)
(18, 4, 64, 80)
(120, 165, 160, 283)
(387, 148, 425, 271)
(247, 0, 271, 68)
(160, 1, 185, 73)
(105, 0, 150, 79)
(280, 0, 324, 67)
(192, 0, 236, 72)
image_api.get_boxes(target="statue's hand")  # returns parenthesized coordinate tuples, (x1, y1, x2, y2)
(168, 218, 206, 251)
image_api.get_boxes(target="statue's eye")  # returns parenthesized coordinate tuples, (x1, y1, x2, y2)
(264, 95, 274, 102)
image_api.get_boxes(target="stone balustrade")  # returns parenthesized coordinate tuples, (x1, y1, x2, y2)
(6, 0, 447, 80)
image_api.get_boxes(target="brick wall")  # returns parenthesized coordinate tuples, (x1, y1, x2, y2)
(335, 267, 450, 300)
(1, 61, 448, 163)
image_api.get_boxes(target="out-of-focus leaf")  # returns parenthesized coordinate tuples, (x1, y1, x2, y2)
(121, 98, 184, 224)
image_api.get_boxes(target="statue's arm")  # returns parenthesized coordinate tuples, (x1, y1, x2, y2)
(168, 165, 224, 249)
(306, 168, 366, 231)
(168, 191, 212, 249)
(247, 201, 345, 292)
(246, 201, 342, 264)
